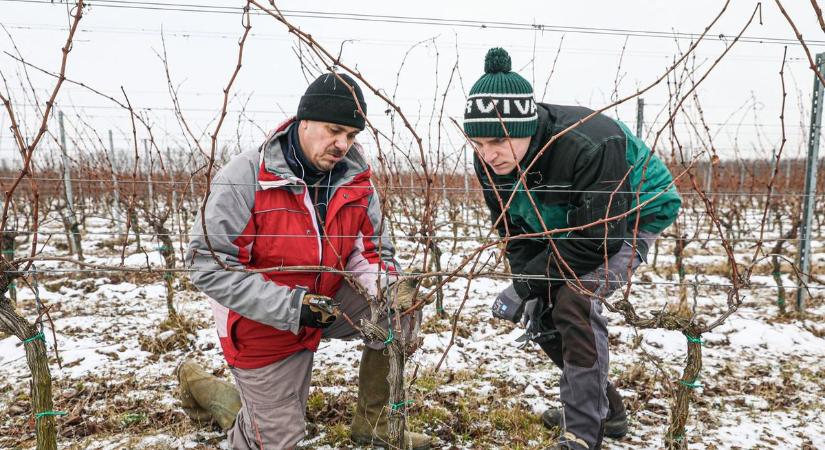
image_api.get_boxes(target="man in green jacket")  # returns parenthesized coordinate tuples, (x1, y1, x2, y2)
(464, 48, 681, 450)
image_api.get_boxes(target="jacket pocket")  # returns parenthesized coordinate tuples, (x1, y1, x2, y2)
(226, 312, 242, 354)
(254, 207, 310, 215)
(535, 183, 572, 205)
(568, 195, 629, 242)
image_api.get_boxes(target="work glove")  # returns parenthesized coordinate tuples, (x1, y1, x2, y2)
(516, 297, 557, 345)
(491, 283, 528, 323)
(299, 294, 339, 329)
(385, 277, 422, 310)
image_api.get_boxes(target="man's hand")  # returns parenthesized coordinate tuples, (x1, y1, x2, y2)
(300, 294, 339, 329)
(491, 284, 527, 323)
(386, 278, 424, 311)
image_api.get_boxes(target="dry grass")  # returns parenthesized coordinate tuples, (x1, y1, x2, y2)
(138, 314, 207, 355)
(1, 373, 204, 448)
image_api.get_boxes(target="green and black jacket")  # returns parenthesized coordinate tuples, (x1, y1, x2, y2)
(474, 103, 682, 300)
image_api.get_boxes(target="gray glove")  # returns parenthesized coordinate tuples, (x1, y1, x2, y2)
(491, 284, 527, 323)
(521, 298, 540, 327)
(516, 297, 558, 344)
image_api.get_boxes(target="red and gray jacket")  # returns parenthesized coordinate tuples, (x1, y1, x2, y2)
(187, 119, 399, 369)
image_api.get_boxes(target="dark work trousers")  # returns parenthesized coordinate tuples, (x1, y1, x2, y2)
(536, 231, 657, 450)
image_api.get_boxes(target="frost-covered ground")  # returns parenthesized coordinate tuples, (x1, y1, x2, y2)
(1, 212, 824, 449)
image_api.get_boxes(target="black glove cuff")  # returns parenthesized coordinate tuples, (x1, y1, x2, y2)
(514, 277, 549, 301)
(512, 279, 532, 301)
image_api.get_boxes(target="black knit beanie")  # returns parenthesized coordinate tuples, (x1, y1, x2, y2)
(296, 72, 367, 130)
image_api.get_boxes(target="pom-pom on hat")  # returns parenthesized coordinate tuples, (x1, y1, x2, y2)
(464, 48, 537, 138)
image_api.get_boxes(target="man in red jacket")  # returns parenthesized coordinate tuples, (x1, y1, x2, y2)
(181, 72, 431, 450)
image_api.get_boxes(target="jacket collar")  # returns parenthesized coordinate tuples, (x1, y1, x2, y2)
(522, 103, 553, 168)
(258, 117, 371, 192)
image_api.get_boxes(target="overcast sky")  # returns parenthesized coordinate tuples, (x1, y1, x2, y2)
(2, 0, 825, 168)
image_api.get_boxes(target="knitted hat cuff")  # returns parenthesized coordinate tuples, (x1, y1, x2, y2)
(296, 73, 367, 130)
(297, 94, 365, 130)
(464, 119, 537, 139)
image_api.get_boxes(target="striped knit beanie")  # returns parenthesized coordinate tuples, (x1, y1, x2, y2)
(464, 48, 537, 138)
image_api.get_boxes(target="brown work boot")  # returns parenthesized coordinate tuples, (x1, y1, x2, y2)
(350, 348, 431, 450)
(176, 359, 241, 430)
(175, 360, 213, 423)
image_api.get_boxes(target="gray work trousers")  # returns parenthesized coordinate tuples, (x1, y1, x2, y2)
(227, 282, 421, 450)
(538, 232, 657, 450)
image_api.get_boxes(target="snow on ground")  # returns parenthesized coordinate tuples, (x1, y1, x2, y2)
(1, 211, 824, 449)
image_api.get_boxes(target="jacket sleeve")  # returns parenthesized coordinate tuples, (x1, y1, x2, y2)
(345, 183, 401, 297)
(521, 138, 632, 296)
(480, 182, 547, 300)
(186, 156, 304, 334)
(505, 138, 632, 299)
